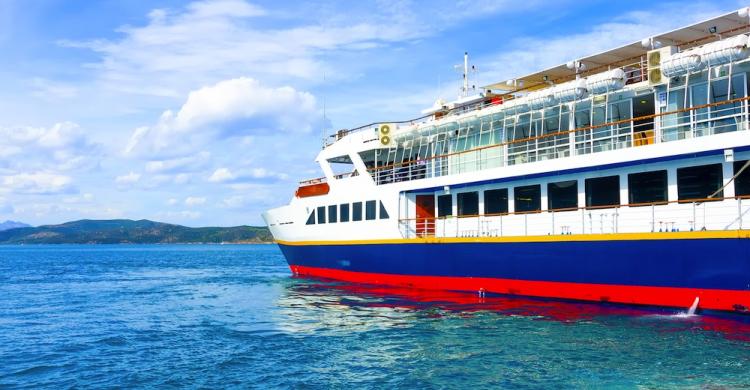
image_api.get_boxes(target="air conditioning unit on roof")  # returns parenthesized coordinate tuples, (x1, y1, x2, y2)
(647, 46, 677, 86)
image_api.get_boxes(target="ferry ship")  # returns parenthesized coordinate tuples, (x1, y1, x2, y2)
(263, 9, 750, 314)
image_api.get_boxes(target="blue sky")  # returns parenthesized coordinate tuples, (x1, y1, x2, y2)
(0, 0, 744, 227)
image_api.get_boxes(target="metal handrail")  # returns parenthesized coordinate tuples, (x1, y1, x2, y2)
(399, 195, 750, 223)
(369, 95, 750, 175)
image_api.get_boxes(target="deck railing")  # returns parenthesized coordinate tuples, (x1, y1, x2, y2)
(399, 196, 750, 239)
(372, 95, 750, 185)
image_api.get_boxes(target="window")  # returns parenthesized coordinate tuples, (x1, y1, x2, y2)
(484, 189, 508, 215)
(317, 206, 326, 224)
(366, 200, 377, 220)
(735, 161, 750, 197)
(457, 192, 479, 216)
(585, 176, 620, 208)
(628, 170, 667, 205)
(306, 210, 316, 225)
(547, 180, 578, 210)
(328, 205, 337, 223)
(437, 194, 452, 217)
(514, 184, 541, 213)
(340, 204, 350, 222)
(379, 201, 389, 219)
(352, 202, 363, 221)
(677, 164, 723, 201)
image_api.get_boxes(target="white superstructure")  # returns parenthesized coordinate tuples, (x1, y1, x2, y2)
(264, 9, 750, 244)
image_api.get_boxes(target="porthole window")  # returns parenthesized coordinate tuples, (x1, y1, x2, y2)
(457, 192, 479, 216)
(379, 201, 389, 219)
(484, 189, 508, 215)
(306, 210, 316, 225)
(437, 194, 452, 217)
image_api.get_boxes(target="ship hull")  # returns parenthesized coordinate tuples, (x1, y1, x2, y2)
(277, 233, 750, 313)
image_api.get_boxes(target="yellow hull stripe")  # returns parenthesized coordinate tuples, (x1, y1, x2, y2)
(276, 230, 750, 246)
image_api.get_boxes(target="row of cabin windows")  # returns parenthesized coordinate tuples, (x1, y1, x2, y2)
(306, 200, 389, 225)
(435, 161, 750, 217)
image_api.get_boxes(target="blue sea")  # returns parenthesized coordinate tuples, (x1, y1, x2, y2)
(2, 244, 750, 389)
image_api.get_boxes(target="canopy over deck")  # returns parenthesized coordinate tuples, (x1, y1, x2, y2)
(483, 9, 750, 93)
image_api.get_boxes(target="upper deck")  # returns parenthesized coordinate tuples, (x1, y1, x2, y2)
(301, 8, 750, 193)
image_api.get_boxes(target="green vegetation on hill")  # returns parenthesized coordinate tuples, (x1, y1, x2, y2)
(0, 219, 273, 244)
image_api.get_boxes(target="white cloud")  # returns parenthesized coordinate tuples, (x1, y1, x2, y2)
(124, 77, 317, 157)
(208, 166, 288, 184)
(0, 173, 73, 195)
(115, 171, 141, 185)
(167, 198, 179, 206)
(209, 167, 235, 183)
(0, 122, 99, 172)
(145, 152, 210, 173)
(184, 196, 206, 206)
(30, 77, 78, 99)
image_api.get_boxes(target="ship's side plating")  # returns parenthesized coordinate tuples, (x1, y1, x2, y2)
(263, 10, 750, 313)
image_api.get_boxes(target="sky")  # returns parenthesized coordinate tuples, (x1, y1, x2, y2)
(0, 0, 745, 227)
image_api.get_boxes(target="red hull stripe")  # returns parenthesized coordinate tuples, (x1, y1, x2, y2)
(291, 265, 750, 313)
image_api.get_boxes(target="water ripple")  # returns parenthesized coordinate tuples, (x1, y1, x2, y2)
(1, 244, 750, 388)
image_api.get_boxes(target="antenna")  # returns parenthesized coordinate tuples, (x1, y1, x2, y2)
(321, 72, 327, 148)
(454, 52, 476, 98)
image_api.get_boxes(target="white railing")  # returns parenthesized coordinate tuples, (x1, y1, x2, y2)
(399, 197, 750, 239)
(373, 95, 750, 185)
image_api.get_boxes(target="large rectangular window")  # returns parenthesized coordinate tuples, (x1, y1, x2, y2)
(547, 180, 578, 210)
(628, 170, 667, 205)
(677, 164, 723, 201)
(734, 161, 750, 197)
(585, 176, 620, 208)
(328, 205, 337, 223)
(514, 184, 541, 213)
(352, 202, 363, 221)
(484, 189, 508, 215)
(340, 204, 350, 222)
(317, 206, 326, 224)
(457, 192, 479, 216)
(437, 194, 452, 217)
(365, 200, 377, 220)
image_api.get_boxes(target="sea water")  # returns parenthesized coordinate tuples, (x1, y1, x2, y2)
(1, 244, 750, 389)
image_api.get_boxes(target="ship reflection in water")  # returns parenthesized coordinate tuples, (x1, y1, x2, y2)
(275, 275, 750, 342)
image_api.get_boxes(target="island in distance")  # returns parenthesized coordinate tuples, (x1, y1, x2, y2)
(0, 220, 31, 232)
(0, 219, 272, 244)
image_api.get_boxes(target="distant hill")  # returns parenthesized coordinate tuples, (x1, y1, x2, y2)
(0, 220, 31, 232)
(0, 219, 273, 244)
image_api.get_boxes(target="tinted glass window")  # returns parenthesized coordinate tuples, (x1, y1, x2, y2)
(328, 205, 337, 223)
(628, 170, 667, 205)
(340, 204, 350, 222)
(734, 160, 750, 197)
(484, 189, 508, 215)
(317, 206, 326, 224)
(437, 194, 452, 217)
(457, 192, 479, 216)
(352, 202, 363, 221)
(585, 176, 620, 208)
(677, 164, 723, 201)
(547, 180, 578, 210)
(365, 200, 377, 220)
(379, 201, 389, 219)
(514, 184, 541, 213)
(306, 210, 315, 225)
